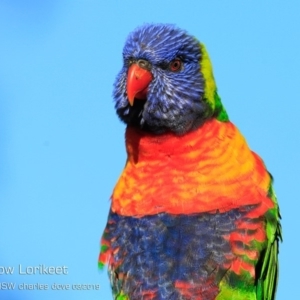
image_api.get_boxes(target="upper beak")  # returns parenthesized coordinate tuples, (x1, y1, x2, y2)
(126, 64, 153, 106)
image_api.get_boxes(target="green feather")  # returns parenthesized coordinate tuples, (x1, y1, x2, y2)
(214, 91, 229, 122)
(256, 183, 282, 300)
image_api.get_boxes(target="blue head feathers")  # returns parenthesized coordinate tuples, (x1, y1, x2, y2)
(113, 23, 216, 134)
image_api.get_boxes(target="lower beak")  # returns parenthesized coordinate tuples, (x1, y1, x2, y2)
(126, 64, 153, 106)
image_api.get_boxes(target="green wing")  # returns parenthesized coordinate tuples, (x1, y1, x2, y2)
(256, 184, 282, 300)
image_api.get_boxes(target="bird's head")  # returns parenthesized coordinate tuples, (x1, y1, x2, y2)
(113, 23, 228, 134)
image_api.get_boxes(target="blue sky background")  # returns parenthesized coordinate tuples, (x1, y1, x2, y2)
(0, 1, 299, 299)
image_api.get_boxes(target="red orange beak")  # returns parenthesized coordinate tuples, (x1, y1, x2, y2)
(126, 64, 153, 106)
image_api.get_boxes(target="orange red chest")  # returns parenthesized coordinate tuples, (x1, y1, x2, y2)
(111, 119, 273, 216)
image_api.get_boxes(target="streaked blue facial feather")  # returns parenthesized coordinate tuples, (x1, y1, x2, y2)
(113, 24, 212, 134)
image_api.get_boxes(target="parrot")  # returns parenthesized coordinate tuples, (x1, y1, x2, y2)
(99, 23, 282, 300)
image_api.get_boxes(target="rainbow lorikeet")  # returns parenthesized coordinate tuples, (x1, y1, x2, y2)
(99, 24, 282, 300)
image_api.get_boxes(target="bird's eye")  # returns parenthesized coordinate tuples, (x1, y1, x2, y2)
(127, 57, 135, 66)
(169, 59, 182, 72)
